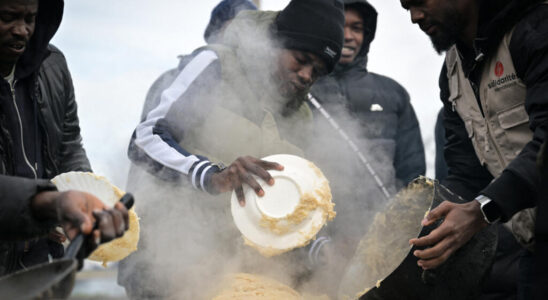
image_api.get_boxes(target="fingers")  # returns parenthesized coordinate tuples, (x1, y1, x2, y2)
(236, 163, 264, 197)
(114, 202, 130, 231)
(231, 176, 246, 207)
(93, 208, 125, 243)
(214, 157, 286, 201)
(245, 160, 275, 186)
(422, 201, 453, 226)
(409, 222, 451, 248)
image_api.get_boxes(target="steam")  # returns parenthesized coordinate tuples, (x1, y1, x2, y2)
(119, 10, 401, 300)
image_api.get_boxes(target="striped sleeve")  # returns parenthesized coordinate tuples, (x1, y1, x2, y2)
(129, 50, 221, 192)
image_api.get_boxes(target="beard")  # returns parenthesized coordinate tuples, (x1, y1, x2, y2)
(429, 5, 466, 54)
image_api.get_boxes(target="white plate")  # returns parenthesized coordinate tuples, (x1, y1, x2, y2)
(51, 172, 140, 266)
(231, 154, 334, 256)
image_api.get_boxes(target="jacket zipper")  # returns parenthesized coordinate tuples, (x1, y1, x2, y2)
(10, 80, 38, 180)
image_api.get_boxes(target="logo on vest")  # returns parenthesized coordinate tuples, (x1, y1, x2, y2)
(495, 61, 504, 77)
(488, 61, 518, 92)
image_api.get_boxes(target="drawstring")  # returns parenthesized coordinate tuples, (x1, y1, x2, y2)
(307, 93, 391, 200)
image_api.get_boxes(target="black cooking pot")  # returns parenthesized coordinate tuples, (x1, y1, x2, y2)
(338, 177, 498, 300)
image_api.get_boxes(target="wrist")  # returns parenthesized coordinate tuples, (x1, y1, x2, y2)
(31, 191, 62, 221)
(203, 163, 226, 194)
(475, 195, 501, 224)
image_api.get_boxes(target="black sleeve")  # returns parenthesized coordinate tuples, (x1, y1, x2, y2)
(481, 6, 548, 221)
(438, 63, 494, 202)
(434, 108, 448, 181)
(54, 49, 92, 173)
(0, 175, 58, 240)
(393, 86, 426, 186)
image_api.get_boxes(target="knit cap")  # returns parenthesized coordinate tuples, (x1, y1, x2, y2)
(275, 0, 345, 72)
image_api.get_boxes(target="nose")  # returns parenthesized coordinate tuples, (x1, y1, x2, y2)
(410, 8, 425, 24)
(297, 65, 314, 85)
(12, 21, 31, 39)
(344, 26, 353, 41)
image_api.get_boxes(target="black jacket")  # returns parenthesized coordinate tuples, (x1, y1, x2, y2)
(309, 0, 425, 189)
(0, 0, 90, 275)
(440, 0, 548, 221)
(0, 175, 57, 241)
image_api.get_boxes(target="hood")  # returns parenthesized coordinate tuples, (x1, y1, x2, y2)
(473, 0, 544, 57)
(203, 0, 257, 44)
(335, 0, 377, 72)
(15, 0, 63, 79)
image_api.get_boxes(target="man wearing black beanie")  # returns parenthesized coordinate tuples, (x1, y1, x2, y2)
(121, 1, 345, 298)
(275, 0, 345, 73)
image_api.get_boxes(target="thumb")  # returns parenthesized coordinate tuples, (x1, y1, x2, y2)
(77, 212, 94, 235)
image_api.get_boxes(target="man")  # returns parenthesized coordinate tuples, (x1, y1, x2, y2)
(139, 0, 257, 120)
(400, 0, 548, 298)
(121, 0, 345, 298)
(0, 0, 128, 275)
(310, 0, 425, 190)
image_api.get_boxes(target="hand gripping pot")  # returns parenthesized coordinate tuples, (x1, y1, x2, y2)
(51, 172, 140, 266)
(338, 177, 498, 300)
(231, 154, 335, 257)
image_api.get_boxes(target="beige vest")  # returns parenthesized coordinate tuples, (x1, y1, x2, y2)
(445, 30, 531, 177)
(445, 24, 541, 249)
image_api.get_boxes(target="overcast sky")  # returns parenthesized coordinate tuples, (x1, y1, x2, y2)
(50, 0, 444, 188)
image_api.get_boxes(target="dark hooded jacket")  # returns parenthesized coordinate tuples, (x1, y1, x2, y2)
(0, 0, 90, 275)
(438, 0, 548, 298)
(440, 0, 548, 219)
(309, 0, 425, 190)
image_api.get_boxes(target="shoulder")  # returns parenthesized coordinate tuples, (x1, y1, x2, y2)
(368, 72, 410, 101)
(40, 44, 69, 73)
(509, 3, 548, 80)
(509, 4, 548, 60)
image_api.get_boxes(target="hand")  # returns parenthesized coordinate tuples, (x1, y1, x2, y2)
(409, 200, 488, 270)
(48, 229, 67, 244)
(32, 190, 129, 250)
(210, 156, 284, 206)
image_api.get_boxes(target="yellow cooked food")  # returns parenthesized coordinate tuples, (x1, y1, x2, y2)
(87, 180, 140, 266)
(251, 162, 335, 256)
(212, 273, 302, 300)
(88, 208, 140, 266)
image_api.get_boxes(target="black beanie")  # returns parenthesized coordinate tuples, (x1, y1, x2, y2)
(275, 0, 345, 72)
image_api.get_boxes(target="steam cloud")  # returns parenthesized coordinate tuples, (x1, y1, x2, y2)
(120, 11, 399, 299)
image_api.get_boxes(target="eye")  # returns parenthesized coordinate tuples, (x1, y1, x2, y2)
(24, 14, 36, 24)
(0, 13, 15, 23)
(295, 56, 306, 65)
(352, 25, 363, 32)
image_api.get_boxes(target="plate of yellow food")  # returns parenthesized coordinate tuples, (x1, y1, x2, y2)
(231, 154, 335, 257)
